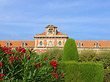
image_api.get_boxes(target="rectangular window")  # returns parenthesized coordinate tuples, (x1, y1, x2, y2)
(95, 43, 99, 47)
(22, 43, 25, 47)
(6, 42, 9, 47)
(78, 43, 82, 47)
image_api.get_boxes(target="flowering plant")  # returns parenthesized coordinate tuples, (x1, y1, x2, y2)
(0, 47, 64, 82)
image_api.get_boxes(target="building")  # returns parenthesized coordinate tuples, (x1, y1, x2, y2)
(0, 25, 110, 52)
(34, 25, 68, 50)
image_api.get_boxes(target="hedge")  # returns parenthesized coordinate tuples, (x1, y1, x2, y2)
(63, 38, 78, 61)
(59, 61, 103, 82)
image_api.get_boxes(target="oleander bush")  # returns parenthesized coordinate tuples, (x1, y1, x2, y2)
(0, 47, 64, 82)
(63, 38, 78, 61)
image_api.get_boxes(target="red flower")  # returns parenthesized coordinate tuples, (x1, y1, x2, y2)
(0, 73, 4, 80)
(11, 58, 14, 60)
(53, 73, 59, 79)
(0, 74, 4, 77)
(55, 74, 59, 79)
(0, 62, 3, 68)
(4, 53, 7, 55)
(19, 56, 23, 59)
(53, 73, 55, 75)
(0, 77, 3, 80)
(9, 58, 14, 64)
(49, 60, 58, 72)
(22, 54, 25, 56)
(8, 56, 13, 58)
(35, 63, 41, 68)
(34, 62, 36, 64)
(7, 51, 11, 54)
(15, 57, 18, 60)
(49, 60, 58, 67)
(16, 47, 18, 51)
(27, 55, 30, 59)
(45, 58, 48, 60)
(16, 47, 26, 53)
(61, 73, 64, 78)
(9, 59, 12, 64)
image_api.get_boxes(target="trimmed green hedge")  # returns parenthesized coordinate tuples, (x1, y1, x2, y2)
(63, 38, 78, 61)
(59, 61, 103, 82)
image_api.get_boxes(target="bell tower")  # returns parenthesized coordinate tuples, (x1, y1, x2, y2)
(45, 25, 57, 36)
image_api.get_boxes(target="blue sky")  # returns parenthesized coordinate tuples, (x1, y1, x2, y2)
(0, 0, 110, 40)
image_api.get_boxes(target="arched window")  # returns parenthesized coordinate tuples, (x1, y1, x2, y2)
(6, 42, 10, 47)
(78, 42, 82, 47)
(48, 41, 52, 47)
(40, 41, 43, 45)
(95, 42, 99, 47)
(58, 41, 62, 45)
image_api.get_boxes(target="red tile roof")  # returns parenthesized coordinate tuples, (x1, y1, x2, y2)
(0, 40, 110, 48)
(0, 41, 35, 47)
(75, 41, 110, 47)
(56, 31, 65, 35)
(37, 32, 46, 35)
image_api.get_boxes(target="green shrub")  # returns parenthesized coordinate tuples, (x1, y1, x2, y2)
(41, 48, 63, 61)
(59, 61, 104, 82)
(63, 38, 78, 61)
(78, 50, 97, 62)
(79, 50, 110, 69)
(104, 67, 110, 82)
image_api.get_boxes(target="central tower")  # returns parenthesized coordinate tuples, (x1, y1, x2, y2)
(45, 25, 57, 36)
